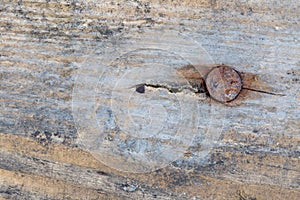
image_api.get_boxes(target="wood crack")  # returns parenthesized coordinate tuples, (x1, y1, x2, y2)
(242, 87, 286, 96)
(135, 82, 206, 95)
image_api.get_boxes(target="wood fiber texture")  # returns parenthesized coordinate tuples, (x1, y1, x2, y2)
(0, 0, 299, 199)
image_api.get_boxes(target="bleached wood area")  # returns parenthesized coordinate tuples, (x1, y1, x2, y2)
(0, 0, 299, 199)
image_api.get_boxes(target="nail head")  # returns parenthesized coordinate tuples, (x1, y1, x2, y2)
(205, 65, 242, 103)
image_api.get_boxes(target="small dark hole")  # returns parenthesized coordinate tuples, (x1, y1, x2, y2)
(96, 170, 110, 176)
(136, 85, 145, 93)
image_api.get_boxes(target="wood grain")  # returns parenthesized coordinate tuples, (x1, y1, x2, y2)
(0, 0, 299, 199)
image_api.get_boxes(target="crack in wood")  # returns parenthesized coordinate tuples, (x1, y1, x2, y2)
(242, 87, 286, 96)
(135, 83, 285, 99)
(135, 82, 206, 95)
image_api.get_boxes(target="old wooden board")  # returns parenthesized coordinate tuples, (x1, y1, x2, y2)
(0, 0, 299, 199)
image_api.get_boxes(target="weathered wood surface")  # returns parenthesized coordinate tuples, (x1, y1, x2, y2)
(0, 0, 299, 199)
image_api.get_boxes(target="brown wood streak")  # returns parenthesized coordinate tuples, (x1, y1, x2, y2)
(0, 0, 299, 199)
(0, 169, 114, 200)
(0, 133, 299, 199)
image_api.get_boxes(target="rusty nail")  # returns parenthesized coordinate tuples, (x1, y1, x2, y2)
(205, 65, 243, 103)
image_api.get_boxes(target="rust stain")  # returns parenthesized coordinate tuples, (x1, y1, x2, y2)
(177, 64, 284, 106)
